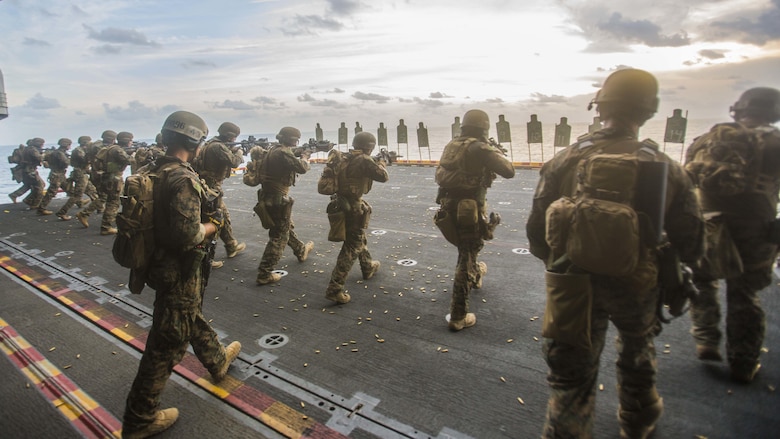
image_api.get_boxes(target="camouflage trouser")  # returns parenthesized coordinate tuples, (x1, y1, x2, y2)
(542, 279, 659, 439)
(690, 219, 776, 370)
(39, 171, 67, 209)
(79, 172, 107, 217)
(123, 303, 226, 433)
(79, 173, 120, 230)
(18, 170, 45, 208)
(450, 237, 484, 320)
(218, 197, 239, 251)
(257, 200, 306, 276)
(327, 200, 374, 294)
(57, 168, 89, 216)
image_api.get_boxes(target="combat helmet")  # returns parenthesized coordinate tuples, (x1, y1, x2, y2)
(218, 122, 240, 139)
(276, 126, 301, 146)
(730, 87, 780, 123)
(461, 110, 491, 132)
(30, 137, 45, 148)
(101, 130, 117, 144)
(352, 132, 376, 154)
(77, 135, 92, 146)
(58, 138, 72, 147)
(161, 111, 208, 150)
(117, 131, 134, 145)
(589, 69, 659, 118)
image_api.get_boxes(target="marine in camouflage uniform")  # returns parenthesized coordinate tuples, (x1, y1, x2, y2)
(526, 69, 704, 439)
(79, 132, 132, 234)
(194, 122, 247, 267)
(122, 111, 241, 439)
(77, 130, 117, 224)
(435, 110, 515, 330)
(12, 138, 47, 209)
(56, 136, 96, 220)
(255, 126, 314, 285)
(684, 87, 780, 383)
(8, 139, 38, 204)
(324, 132, 389, 304)
(132, 133, 165, 175)
(38, 138, 72, 215)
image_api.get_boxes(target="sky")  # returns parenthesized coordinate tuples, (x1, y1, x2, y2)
(0, 0, 779, 145)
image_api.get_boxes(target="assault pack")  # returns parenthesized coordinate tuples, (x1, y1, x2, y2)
(112, 162, 178, 294)
(545, 138, 664, 276)
(317, 149, 349, 195)
(7, 145, 23, 164)
(684, 122, 771, 197)
(242, 145, 267, 187)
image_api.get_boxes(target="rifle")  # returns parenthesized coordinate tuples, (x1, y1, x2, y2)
(488, 137, 509, 156)
(293, 138, 334, 158)
(200, 187, 224, 289)
(372, 148, 401, 165)
(226, 136, 271, 156)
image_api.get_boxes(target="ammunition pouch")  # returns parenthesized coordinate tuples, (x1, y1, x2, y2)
(542, 270, 592, 349)
(434, 208, 459, 246)
(327, 198, 346, 242)
(456, 199, 478, 226)
(253, 200, 275, 229)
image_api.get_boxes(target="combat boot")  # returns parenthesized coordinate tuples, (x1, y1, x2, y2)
(474, 262, 487, 289)
(211, 260, 224, 269)
(730, 362, 761, 384)
(57, 213, 72, 221)
(618, 397, 663, 439)
(76, 212, 89, 228)
(226, 241, 246, 258)
(121, 407, 179, 439)
(212, 341, 242, 382)
(448, 313, 476, 331)
(101, 227, 118, 235)
(362, 261, 380, 280)
(325, 290, 351, 304)
(256, 272, 281, 285)
(37, 208, 53, 215)
(297, 241, 314, 262)
(695, 344, 722, 362)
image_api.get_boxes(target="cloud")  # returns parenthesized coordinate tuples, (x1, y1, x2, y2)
(211, 100, 256, 110)
(23, 38, 50, 47)
(598, 12, 689, 47)
(485, 98, 505, 104)
(352, 91, 391, 102)
(252, 96, 286, 109)
(83, 25, 160, 46)
(102, 101, 156, 120)
(327, 0, 363, 16)
(699, 49, 727, 60)
(181, 60, 217, 68)
(708, 0, 780, 45)
(283, 15, 344, 36)
(92, 44, 122, 55)
(25, 93, 61, 110)
(429, 92, 453, 99)
(326, 88, 345, 94)
(412, 97, 444, 108)
(309, 98, 344, 108)
(530, 92, 568, 103)
(297, 93, 316, 102)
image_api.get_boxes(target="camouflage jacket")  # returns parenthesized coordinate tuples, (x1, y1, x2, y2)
(260, 145, 310, 194)
(336, 150, 389, 201)
(435, 135, 515, 203)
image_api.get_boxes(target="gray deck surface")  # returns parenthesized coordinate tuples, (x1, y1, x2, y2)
(0, 164, 778, 438)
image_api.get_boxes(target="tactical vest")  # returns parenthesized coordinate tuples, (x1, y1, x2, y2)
(435, 137, 482, 190)
(260, 146, 297, 190)
(70, 146, 89, 169)
(337, 153, 372, 198)
(45, 149, 70, 172)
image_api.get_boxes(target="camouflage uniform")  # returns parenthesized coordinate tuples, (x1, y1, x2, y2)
(38, 146, 71, 212)
(14, 144, 46, 208)
(80, 144, 131, 232)
(326, 150, 389, 297)
(194, 138, 244, 254)
(123, 156, 230, 433)
(56, 145, 92, 218)
(256, 145, 310, 280)
(685, 122, 780, 378)
(526, 127, 704, 438)
(79, 139, 113, 216)
(435, 134, 515, 323)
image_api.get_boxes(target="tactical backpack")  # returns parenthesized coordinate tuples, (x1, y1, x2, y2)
(112, 162, 178, 294)
(545, 140, 660, 276)
(318, 149, 349, 195)
(243, 146, 267, 187)
(93, 146, 110, 174)
(7, 145, 23, 164)
(685, 122, 768, 197)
